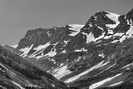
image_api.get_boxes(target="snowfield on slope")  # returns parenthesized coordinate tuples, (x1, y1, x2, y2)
(89, 73, 122, 89)
(64, 60, 109, 83)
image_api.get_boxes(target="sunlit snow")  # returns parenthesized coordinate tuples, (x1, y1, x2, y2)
(64, 60, 109, 83)
(10, 44, 18, 48)
(11, 81, 25, 89)
(33, 42, 50, 51)
(82, 32, 95, 43)
(68, 24, 84, 36)
(20, 44, 33, 57)
(113, 33, 124, 37)
(52, 65, 72, 79)
(109, 81, 123, 87)
(44, 48, 57, 57)
(105, 11, 120, 28)
(74, 48, 87, 52)
(89, 73, 122, 89)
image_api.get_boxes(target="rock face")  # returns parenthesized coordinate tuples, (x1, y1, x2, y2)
(2, 8, 133, 89)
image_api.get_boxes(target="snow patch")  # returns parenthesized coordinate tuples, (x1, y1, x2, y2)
(97, 26, 104, 31)
(33, 42, 50, 51)
(113, 33, 124, 37)
(95, 32, 105, 41)
(119, 35, 127, 42)
(122, 63, 133, 69)
(35, 53, 44, 59)
(74, 48, 87, 52)
(108, 30, 113, 34)
(89, 73, 122, 89)
(52, 65, 72, 79)
(64, 60, 109, 83)
(105, 11, 120, 28)
(61, 50, 66, 53)
(44, 48, 57, 57)
(11, 81, 25, 89)
(64, 40, 69, 44)
(29, 42, 51, 58)
(111, 40, 119, 43)
(109, 81, 123, 87)
(68, 24, 84, 36)
(104, 35, 112, 39)
(82, 32, 95, 43)
(10, 44, 18, 48)
(20, 44, 33, 57)
(126, 26, 133, 37)
(98, 53, 105, 58)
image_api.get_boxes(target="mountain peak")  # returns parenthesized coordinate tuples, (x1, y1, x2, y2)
(6, 8, 133, 89)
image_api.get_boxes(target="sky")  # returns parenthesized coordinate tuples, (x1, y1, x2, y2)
(0, 0, 133, 45)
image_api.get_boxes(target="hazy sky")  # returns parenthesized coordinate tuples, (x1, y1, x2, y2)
(0, 0, 133, 44)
